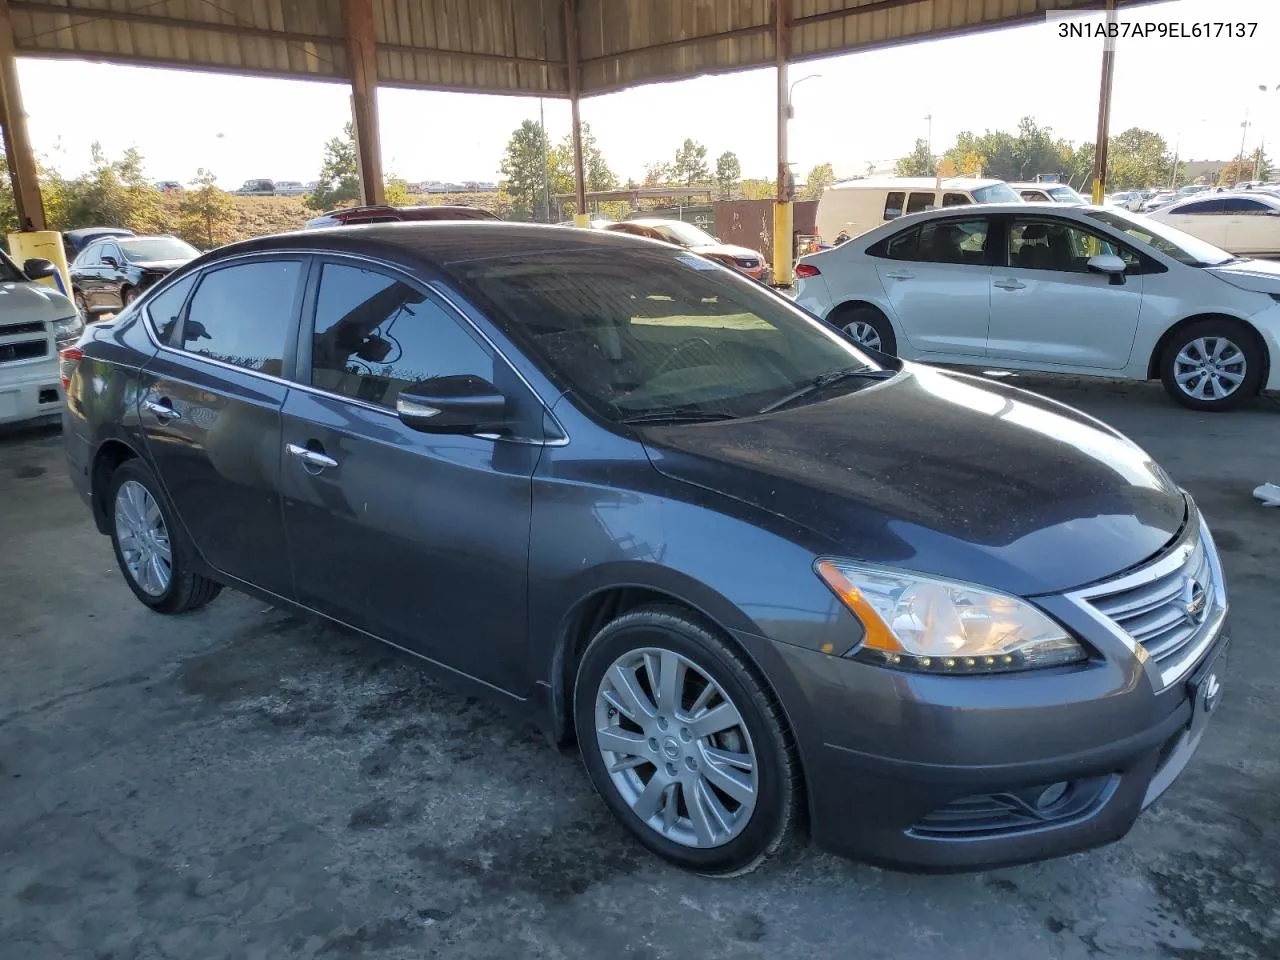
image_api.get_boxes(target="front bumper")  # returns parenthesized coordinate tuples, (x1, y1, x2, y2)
(736, 627, 1226, 872)
(0, 361, 63, 425)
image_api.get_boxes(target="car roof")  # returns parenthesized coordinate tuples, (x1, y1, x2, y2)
(65, 226, 132, 241)
(826, 176, 1008, 192)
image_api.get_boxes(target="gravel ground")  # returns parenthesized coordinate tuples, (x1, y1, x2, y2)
(1, 375, 1277, 960)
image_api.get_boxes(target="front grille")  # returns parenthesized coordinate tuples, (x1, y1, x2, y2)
(0, 339, 46, 364)
(0, 321, 44, 336)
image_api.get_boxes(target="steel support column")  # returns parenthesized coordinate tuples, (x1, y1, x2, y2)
(344, 0, 383, 206)
(1090, 0, 1117, 204)
(564, 0, 587, 226)
(0, 0, 44, 230)
(772, 0, 792, 286)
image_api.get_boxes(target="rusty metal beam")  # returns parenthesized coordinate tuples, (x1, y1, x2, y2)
(578, 23, 771, 66)
(1091, 0, 1117, 203)
(773, 0, 792, 286)
(377, 40, 566, 70)
(564, 0, 585, 222)
(344, 0, 382, 206)
(0, 0, 43, 230)
(11, 2, 342, 47)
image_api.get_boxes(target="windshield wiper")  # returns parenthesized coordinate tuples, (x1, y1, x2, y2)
(757, 367, 896, 415)
(620, 408, 739, 425)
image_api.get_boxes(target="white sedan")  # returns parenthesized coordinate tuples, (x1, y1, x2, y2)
(794, 203, 1280, 410)
(1146, 191, 1280, 258)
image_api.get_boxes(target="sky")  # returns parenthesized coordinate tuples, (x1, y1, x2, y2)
(14, 0, 1280, 190)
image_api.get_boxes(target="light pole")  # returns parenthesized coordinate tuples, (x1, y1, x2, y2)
(1254, 83, 1279, 181)
(774, 71, 820, 286)
(924, 113, 932, 156)
(787, 73, 821, 119)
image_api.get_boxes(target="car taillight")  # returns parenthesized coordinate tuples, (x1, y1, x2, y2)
(58, 346, 83, 390)
(794, 263, 821, 278)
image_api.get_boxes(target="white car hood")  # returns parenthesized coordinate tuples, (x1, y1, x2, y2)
(0, 280, 75, 325)
(1206, 258, 1280, 295)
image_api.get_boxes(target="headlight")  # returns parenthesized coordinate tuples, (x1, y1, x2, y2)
(52, 313, 84, 346)
(815, 559, 1086, 674)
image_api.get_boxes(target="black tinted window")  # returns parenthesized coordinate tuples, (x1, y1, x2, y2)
(884, 192, 905, 219)
(147, 273, 198, 344)
(74, 244, 101, 268)
(884, 218, 989, 264)
(310, 263, 494, 408)
(906, 192, 935, 214)
(1222, 197, 1269, 213)
(102, 243, 121, 263)
(942, 193, 971, 207)
(1176, 199, 1224, 215)
(181, 260, 301, 374)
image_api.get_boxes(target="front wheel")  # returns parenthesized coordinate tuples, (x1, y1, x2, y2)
(573, 606, 802, 876)
(1159, 319, 1262, 411)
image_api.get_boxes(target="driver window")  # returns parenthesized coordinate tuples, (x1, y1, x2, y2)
(1009, 219, 1138, 273)
(309, 262, 497, 409)
(102, 243, 122, 264)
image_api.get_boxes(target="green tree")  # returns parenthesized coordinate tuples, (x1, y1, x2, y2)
(895, 138, 935, 177)
(671, 138, 710, 186)
(383, 175, 411, 206)
(739, 178, 774, 200)
(803, 161, 835, 199)
(499, 119, 550, 221)
(579, 122, 617, 192)
(1106, 127, 1173, 190)
(642, 161, 671, 187)
(177, 168, 237, 249)
(714, 151, 741, 199)
(60, 144, 162, 232)
(307, 123, 361, 211)
(1218, 147, 1272, 186)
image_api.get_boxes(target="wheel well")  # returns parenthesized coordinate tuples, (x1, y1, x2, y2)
(90, 439, 137, 532)
(828, 300, 885, 320)
(1147, 314, 1270, 384)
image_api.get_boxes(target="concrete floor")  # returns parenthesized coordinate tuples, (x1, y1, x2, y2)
(1, 376, 1277, 960)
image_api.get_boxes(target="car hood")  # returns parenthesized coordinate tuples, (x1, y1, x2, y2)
(131, 259, 191, 272)
(639, 366, 1186, 597)
(1205, 257, 1280, 295)
(689, 243, 763, 262)
(0, 279, 75, 324)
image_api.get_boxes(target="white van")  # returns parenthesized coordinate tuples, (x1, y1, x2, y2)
(815, 177, 1020, 243)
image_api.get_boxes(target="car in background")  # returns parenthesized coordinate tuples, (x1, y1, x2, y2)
(234, 179, 275, 196)
(1141, 191, 1176, 212)
(274, 181, 307, 196)
(304, 204, 500, 228)
(815, 177, 1022, 243)
(1011, 182, 1087, 204)
(62, 226, 134, 264)
(62, 223, 1228, 875)
(793, 202, 1280, 410)
(1147, 192, 1280, 257)
(0, 249, 81, 425)
(599, 218, 767, 280)
(1176, 184, 1211, 198)
(1106, 190, 1143, 208)
(71, 235, 201, 316)
(155, 181, 184, 193)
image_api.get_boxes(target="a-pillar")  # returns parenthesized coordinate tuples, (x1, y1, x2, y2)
(0, 0, 44, 231)
(344, 0, 384, 206)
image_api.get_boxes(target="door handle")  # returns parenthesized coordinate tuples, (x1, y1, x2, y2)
(286, 442, 339, 470)
(143, 398, 181, 420)
(993, 279, 1027, 290)
(883, 271, 915, 280)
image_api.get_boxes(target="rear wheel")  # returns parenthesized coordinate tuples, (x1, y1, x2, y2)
(1159, 319, 1262, 411)
(831, 304, 897, 355)
(121, 286, 139, 308)
(573, 605, 802, 876)
(108, 459, 221, 613)
(74, 290, 88, 318)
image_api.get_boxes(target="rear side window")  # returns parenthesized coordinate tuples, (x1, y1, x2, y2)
(147, 273, 199, 344)
(942, 193, 971, 207)
(883, 192, 905, 219)
(1222, 197, 1270, 213)
(905, 192, 935, 215)
(180, 260, 302, 375)
(1175, 199, 1225, 215)
(882, 218, 989, 264)
(308, 262, 495, 409)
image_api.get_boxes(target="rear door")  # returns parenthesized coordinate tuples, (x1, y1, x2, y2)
(100, 242, 126, 311)
(870, 215, 994, 356)
(137, 256, 305, 598)
(279, 258, 542, 693)
(1221, 196, 1279, 255)
(1161, 198, 1228, 247)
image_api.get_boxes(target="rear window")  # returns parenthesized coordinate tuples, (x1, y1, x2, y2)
(905, 192, 935, 215)
(972, 183, 1021, 204)
(883, 192, 905, 219)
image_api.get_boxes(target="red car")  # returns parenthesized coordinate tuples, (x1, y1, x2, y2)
(305, 204, 500, 228)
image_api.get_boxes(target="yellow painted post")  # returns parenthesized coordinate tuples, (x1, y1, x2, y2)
(7, 231, 71, 298)
(772, 0, 792, 286)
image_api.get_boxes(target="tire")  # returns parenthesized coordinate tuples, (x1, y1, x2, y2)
(831, 304, 897, 355)
(1159, 319, 1263, 412)
(121, 286, 139, 308)
(107, 459, 222, 614)
(573, 605, 802, 876)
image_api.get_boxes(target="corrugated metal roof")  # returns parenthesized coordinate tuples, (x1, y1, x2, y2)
(9, 0, 1158, 97)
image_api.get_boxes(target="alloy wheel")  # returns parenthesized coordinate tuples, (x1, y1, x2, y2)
(844, 320, 883, 351)
(1173, 336, 1246, 402)
(594, 647, 758, 848)
(114, 480, 172, 596)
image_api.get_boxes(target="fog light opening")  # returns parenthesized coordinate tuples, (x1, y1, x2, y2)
(1035, 782, 1070, 811)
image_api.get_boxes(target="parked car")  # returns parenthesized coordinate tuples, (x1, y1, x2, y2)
(304, 204, 500, 228)
(794, 203, 1280, 410)
(815, 177, 1022, 243)
(1176, 184, 1211, 198)
(234, 179, 275, 196)
(155, 181, 184, 193)
(63, 223, 1229, 874)
(599, 218, 766, 280)
(0, 249, 81, 425)
(1146, 192, 1280, 257)
(1141, 190, 1176, 212)
(274, 181, 307, 196)
(62, 226, 133, 264)
(1105, 191, 1142, 208)
(1010, 182, 1087, 204)
(71, 235, 201, 316)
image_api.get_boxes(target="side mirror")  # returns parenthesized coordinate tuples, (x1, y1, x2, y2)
(101, 256, 119, 268)
(1087, 254, 1127, 284)
(22, 257, 57, 280)
(396, 375, 509, 435)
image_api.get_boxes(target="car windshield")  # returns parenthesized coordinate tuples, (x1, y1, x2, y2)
(119, 237, 199, 262)
(971, 183, 1021, 204)
(1048, 186, 1086, 204)
(0, 249, 25, 283)
(1084, 209, 1235, 266)
(649, 221, 719, 247)
(450, 248, 884, 421)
